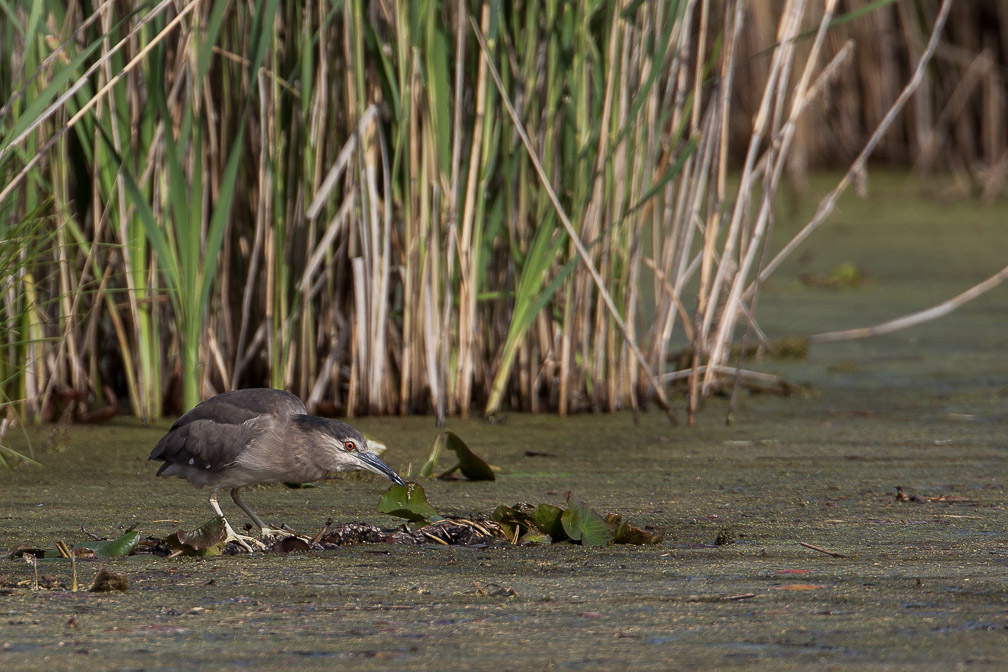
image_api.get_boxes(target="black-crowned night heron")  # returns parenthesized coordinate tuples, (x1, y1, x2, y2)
(149, 388, 404, 551)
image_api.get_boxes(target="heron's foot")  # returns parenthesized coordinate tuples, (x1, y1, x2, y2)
(258, 526, 290, 541)
(222, 518, 267, 552)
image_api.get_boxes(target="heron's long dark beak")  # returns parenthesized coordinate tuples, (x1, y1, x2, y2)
(356, 451, 406, 486)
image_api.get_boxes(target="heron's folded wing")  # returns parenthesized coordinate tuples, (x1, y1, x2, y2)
(150, 416, 271, 471)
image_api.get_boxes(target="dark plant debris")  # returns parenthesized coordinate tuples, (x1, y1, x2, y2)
(378, 485, 663, 547)
(470, 580, 517, 597)
(89, 564, 128, 592)
(165, 517, 228, 557)
(895, 486, 976, 504)
(4, 484, 662, 565)
(714, 525, 736, 546)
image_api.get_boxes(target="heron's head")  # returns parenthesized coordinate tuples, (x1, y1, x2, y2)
(293, 415, 405, 486)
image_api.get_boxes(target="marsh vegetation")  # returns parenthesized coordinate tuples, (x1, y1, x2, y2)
(4, 1, 997, 440)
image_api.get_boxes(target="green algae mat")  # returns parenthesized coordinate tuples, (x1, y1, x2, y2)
(3, 390, 1006, 670)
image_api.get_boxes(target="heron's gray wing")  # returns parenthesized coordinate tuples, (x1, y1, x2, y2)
(149, 389, 305, 470)
(149, 418, 263, 472)
(167, 388, 306, 429)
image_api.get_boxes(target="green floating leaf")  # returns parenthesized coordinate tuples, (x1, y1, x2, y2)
(439, 431, 495, 481)
(419, 434, 444, 478)
(83, 529, 141, 558)
(167, 517, 227, 556)
(423, 431, 496, 481)
(491, 504, 536, 541)
(561, 496, 615, 547)
(518, 532, 551, 546)
(379, 483, 443, 523)
(533, 504, 567, 541)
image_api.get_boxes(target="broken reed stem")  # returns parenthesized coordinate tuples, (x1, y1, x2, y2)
(799, 541, 847, 558)
(809, 264, 1008, 344)
(662, 364, 786, 386)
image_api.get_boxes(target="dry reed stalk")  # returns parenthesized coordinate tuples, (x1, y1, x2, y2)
(663, 364, 786, 388)
(915, 50, 990, 172)
(454, 5, 492, 418)
(702, 0, 835, 401)
(469, 13, 675, 420)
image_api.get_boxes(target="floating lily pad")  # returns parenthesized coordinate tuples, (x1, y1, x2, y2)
(422, 432, 495, 480)
(9, 529, 143, 560)
(82, 529, 141, 558)
(166, 517, 227, 556)
(379, 483, 443, 523)
(561, 496, 615, 547)
(443, 432, 495, 481)
(518, 531, 551, 546)
(533, 504, 567, 541)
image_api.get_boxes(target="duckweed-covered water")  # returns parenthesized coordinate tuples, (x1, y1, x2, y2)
(2, 174, 1007, 670)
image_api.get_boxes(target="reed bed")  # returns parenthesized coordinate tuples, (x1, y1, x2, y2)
(0, 0, 965, 432)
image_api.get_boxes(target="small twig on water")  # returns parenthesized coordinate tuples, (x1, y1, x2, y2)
(721, 593, 756, 601)
(54, 540, 72, 558)
(810, 264, 1008, 344)
(472, 581, 517, 597)
(80, 525, 103, 540)
(799, 541, 847, 558)
(311, 518, 334, 545)
(422, 530, 450, 546)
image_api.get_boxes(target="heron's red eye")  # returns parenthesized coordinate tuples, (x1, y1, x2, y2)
(343, 441, 356, 452)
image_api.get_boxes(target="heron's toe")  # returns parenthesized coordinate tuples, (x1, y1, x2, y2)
(221, 519, 267, 552)
(259, 526, 289, 541)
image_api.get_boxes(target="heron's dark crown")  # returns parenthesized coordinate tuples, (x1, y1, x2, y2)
(290, 414, 366, 445)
